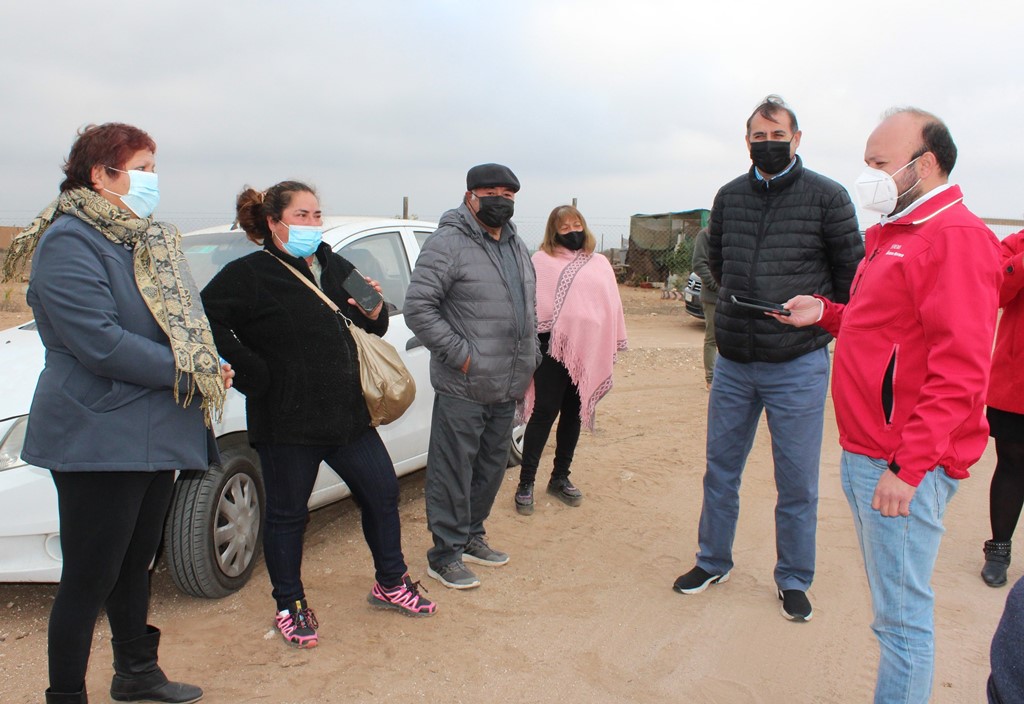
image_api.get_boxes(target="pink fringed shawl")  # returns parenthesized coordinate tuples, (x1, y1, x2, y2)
(524, 248, 627, 430)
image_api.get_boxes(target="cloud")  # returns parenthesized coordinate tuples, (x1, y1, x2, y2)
(2, 0, 1024, 230)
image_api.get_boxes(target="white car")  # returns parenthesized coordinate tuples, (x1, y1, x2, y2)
(0, 217, 525, 598)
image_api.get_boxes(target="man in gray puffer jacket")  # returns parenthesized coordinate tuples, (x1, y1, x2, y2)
(406, 163, 540, 590)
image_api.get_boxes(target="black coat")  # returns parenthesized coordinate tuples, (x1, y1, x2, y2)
(200, 240, 388, 446)
(709, 157, 863, 363)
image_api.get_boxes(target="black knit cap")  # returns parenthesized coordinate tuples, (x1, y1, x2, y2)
(466, 163, 520, 193)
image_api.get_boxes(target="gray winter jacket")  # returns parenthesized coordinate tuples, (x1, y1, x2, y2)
(405, 203, 540, 404)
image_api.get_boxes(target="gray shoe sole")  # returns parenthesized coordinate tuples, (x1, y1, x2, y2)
(515, 500, 534, 516)
(462, 552, 509, 567)
(427, 565, 480, 589)
(547, 484, 583, 507)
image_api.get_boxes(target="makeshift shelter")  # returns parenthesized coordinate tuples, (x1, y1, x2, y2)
(625, 209, 709, 283)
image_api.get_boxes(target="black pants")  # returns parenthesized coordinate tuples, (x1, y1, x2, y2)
(256, 427, 407, 612)
(988, 407, 1024, 543)
(48, 470, 174, 693)
(519, 351, 582, 485)
(990, 437, 1024, 542)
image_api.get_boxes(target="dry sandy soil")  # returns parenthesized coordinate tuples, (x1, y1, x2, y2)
(0, 286, 1014, 703)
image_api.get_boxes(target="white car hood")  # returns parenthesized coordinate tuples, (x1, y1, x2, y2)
(0, 322, 43, 421)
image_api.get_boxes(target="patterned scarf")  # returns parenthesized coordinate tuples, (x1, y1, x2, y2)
(2, 188, 225, 426)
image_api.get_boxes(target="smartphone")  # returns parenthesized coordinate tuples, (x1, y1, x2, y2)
(730, 294, 791, 316)
(342, 268, 384, 313)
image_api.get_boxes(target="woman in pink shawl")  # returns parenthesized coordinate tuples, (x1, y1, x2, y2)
(515, 206, 627, 515)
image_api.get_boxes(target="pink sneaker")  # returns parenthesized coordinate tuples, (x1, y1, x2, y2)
(275, 599, 319, 648)
(368, 575, 438, 617)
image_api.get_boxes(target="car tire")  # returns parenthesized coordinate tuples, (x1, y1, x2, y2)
(164, 440, 264, 599)
(507, 422, 525, 467)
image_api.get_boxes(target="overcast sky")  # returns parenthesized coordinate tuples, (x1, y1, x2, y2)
(3, 0, 1023, 239)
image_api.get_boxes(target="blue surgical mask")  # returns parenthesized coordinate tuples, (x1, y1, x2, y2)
(276, 224, 323, 258)
(104, 167, 160, 218)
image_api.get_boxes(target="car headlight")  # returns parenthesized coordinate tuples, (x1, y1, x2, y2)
(0, 416, 28, 471)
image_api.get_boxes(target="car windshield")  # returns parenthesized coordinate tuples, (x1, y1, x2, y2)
(181, 231, 258, 288)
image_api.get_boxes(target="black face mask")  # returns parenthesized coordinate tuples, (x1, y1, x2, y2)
(475, 195, 515, 228)
(555, 230, 586, 250)
(749, 140, 793, 175)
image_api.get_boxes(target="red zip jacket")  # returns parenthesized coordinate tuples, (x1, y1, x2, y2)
(817, 185, 1001, 487)
(988, 229, 1024, 414)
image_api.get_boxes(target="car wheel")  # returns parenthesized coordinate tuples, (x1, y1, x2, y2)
(164, 441, 264, 598)
(507, 422, 525, 467)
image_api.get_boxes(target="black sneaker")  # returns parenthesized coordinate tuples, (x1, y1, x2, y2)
(463, 535, 509, 566)
(778, 589, 813, 622)
(547, 477, 583, 507)
(672, 565, 730, 594)
(515, 482, 534, 515)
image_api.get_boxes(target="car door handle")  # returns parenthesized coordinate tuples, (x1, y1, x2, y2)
(406, 336, 423, 351)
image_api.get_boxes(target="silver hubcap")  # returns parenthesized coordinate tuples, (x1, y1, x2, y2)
(214, 471, 260, 578)
(510, 424, 525, 457)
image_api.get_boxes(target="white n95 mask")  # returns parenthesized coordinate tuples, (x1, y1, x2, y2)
(853, 157, 921, 215)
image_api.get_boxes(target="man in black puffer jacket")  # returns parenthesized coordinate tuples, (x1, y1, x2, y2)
(673, 96, 863, 622)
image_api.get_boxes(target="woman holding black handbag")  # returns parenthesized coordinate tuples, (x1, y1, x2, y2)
(200, 180, 435, 650)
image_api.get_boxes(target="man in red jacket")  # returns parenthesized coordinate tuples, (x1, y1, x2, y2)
(779, 108, 1002, 704)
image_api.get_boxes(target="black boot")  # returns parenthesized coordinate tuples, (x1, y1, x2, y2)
(110, 626, 203, 703)
(982, 540, 1012, 588)
(44, 687, 87, 703)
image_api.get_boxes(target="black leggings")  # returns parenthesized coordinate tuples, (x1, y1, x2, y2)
(48, 470, 174, 693)
(990, 437, 1024, 543)
(519, 351, 582, 484)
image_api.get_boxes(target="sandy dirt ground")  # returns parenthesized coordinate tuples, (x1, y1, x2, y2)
(0, 286, 1014, 703)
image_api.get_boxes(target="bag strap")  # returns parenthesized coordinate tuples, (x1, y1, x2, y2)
(264, 250, 354, 325)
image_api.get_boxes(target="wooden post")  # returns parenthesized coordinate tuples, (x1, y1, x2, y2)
(572, 197, 577, 208)
(402, 197, 409, 219)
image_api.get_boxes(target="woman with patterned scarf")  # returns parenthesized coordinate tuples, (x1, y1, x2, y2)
(2, 123, 229, 704)
(515, 205, 627, 515)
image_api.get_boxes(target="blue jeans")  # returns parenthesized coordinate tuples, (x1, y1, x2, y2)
(841, 451, 958, 704)
(696, 346, 829, 590)
(256, 428, 407, 611)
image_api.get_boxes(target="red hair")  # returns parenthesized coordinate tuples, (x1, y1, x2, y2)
(60, 123, 157, 193)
